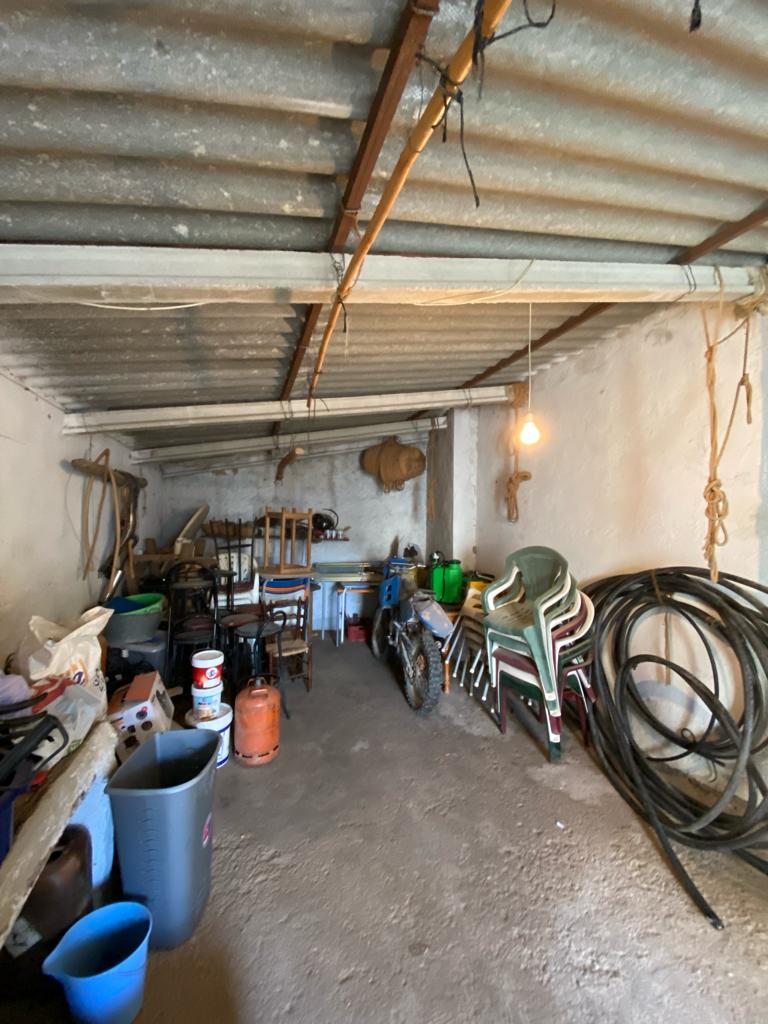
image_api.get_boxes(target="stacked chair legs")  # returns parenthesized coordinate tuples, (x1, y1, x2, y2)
(443, 586, 489, 698)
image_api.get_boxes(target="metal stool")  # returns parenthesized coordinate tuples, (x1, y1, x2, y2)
(233, 618, 290, 719)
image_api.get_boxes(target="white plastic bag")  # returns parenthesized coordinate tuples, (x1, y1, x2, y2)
(32, 683, 104, 770)
(15, 607, 111, 713)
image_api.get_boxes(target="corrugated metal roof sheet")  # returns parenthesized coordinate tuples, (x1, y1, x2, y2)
(0, 0, 765, 449)
(0, 1, 765, 261)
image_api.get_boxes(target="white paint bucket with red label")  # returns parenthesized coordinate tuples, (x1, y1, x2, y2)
(191, 649, 224, 688)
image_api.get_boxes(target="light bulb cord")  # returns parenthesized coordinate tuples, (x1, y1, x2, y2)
(527, 302, 533, 412)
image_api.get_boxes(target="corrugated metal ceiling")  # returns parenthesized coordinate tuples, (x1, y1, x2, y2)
(1, 1, 765, 261)
(0, 0, 766, 453)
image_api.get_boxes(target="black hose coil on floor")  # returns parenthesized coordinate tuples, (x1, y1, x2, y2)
(583, 566, 768, 928)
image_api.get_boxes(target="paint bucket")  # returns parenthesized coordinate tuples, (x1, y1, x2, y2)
(185, 703, 232, 768)
(191, 683, 222, 720)
(42, 901, 152, 1024)
(191, 649, 224, 689)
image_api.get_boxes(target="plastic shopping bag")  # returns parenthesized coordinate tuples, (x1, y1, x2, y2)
(32, 683, 104, 770)
(15, 607, 111, 713)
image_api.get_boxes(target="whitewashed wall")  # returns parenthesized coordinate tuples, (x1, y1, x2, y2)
(473, 306, 764, 583)
(0, 375, 163, 662)
(159, 449, 427, 628)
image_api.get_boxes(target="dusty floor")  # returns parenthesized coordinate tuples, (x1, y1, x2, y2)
(134, 641, 768, 1024)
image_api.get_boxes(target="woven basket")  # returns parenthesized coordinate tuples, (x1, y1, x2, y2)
(361, 437, 426, 492)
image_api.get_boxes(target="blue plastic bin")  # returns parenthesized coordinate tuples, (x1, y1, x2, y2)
(42, 901, 152, 1024)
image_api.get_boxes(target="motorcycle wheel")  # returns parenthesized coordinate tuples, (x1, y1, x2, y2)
(371, 606, 392, 660)
(403, 628, 443, 715)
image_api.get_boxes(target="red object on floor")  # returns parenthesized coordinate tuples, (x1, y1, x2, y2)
(345, 617, 372, 643)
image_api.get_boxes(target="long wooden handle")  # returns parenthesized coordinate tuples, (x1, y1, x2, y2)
(71, 457, 147, 489)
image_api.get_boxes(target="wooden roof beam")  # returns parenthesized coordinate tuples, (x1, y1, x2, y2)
(276, 0, 440, 424)
(461, 199, 768, 389)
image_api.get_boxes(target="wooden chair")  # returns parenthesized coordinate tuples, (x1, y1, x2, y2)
(265, 596, 312, 692)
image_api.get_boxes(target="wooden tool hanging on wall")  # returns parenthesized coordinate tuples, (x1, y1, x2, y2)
(72, 451, 146, 598)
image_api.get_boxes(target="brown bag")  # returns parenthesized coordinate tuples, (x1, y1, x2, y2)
(361, 436, 426, 492)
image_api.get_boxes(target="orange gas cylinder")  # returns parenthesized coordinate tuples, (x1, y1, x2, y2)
(234, 677, 281, 766)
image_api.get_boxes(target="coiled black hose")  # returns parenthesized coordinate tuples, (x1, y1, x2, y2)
(583, 567, 768, 928)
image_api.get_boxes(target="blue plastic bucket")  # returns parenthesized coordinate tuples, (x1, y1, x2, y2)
(42, 901, 152, 1024)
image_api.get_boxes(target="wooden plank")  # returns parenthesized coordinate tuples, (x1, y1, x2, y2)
(0, 722, 117, 947)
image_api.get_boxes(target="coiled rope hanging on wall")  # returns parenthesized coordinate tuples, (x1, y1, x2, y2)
(584, 567, 768, 929)
(700, 269, 765, 582)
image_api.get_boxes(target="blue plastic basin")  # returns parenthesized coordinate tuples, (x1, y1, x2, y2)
(43, 901, 152, 1024)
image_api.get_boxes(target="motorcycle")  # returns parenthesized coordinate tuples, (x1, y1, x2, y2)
(371, 557, 454, 715)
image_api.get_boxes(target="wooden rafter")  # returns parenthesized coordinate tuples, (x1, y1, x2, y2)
(461, 199, 768, 389)
(275, 0, 440, 429)
(307, 0, 517, 403)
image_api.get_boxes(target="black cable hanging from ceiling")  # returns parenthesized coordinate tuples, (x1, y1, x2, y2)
(472, 0, 556, 97)
(415, 1, 557, 209)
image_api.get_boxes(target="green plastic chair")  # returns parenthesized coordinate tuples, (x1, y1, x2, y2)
(483, 547, 570, 711)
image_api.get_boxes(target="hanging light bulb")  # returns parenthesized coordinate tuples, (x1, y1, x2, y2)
(519, 412, 541, 446)
(517, 302, 541, 446)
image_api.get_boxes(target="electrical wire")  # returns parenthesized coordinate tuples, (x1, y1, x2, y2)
(76, 301, 214, 312)
(584, 566, 768, 929)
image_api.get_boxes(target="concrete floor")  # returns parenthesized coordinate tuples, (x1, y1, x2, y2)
(140, 641, 768, 1024)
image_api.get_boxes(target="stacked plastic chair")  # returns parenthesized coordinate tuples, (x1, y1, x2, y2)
(482, 546, 595, 761)
(444, 586, 489, 697)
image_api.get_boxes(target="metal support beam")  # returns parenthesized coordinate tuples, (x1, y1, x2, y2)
(131, 416, 446, 465)
(0, 246, 754, 305)
(277, 0, 440, 417)
(462, 199, 768, 388)
(62, 387, 509, 436)
(161, 434, 434, 479)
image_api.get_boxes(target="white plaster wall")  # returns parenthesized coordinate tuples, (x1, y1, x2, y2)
(0, 376, 164, 662)
(473, 306, 763, 582)
(159, 450, 427, 627)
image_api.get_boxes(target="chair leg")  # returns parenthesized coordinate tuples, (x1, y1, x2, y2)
(306, 645, 313, 692)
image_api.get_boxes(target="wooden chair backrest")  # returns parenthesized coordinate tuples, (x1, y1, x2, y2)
(265, 596, 308, 641)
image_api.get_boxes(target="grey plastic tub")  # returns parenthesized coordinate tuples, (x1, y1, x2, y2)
(106, 730, 219, 949)
(104, 609, 163, 647)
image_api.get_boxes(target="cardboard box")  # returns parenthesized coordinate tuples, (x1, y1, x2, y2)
(107, 671, 174, 762)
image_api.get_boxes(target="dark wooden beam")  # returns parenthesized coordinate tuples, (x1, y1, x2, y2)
(279, 302, 323, 403)
(461, 199, 768, 389)
(668, 199, 768, 266)
(275, 0, 440, 422)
